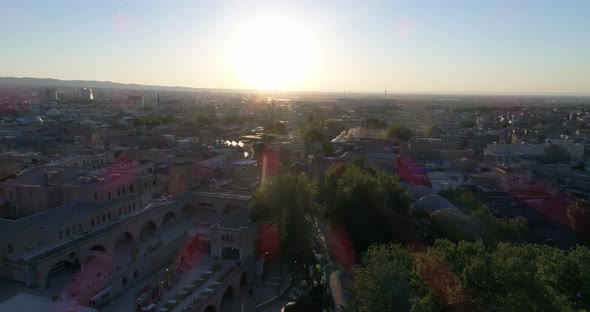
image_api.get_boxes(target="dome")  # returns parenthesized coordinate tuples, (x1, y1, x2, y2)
(409, 185, 436, 202)
(17, 115, 43, 125)
(433, 207, 464, 216)
(400, 182, 412, 190)
(413, 195, 455, 212)
(46, 108, 61, 117)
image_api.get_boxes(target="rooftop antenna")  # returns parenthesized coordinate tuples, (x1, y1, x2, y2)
(384, 90, 387, 100)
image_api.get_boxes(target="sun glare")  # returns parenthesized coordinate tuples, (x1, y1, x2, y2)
(231, 17, 316, 90)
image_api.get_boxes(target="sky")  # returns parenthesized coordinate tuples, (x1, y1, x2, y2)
(1, 0, 589, 95)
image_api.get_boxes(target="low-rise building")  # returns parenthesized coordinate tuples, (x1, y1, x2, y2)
(484, 139, 584, 163)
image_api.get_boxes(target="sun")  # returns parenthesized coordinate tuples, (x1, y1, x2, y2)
(230, 17, 316, 90)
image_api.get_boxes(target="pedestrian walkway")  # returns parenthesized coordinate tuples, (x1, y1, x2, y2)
(329, 271, 347, 311)
(219, 264, 289, 312)
(103, 252, 214, 312)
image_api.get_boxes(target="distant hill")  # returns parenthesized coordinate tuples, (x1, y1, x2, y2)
(0, 77, 206, 92)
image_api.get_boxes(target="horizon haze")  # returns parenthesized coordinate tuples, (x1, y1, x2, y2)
(1, 0, 589, 95)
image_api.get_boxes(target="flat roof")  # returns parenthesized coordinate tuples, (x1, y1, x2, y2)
(231, 159, 257, 166)
(1, 166, 80, 187)
(0, 195, 136, 240)
(212, 208, 252, 230)
(0, 292, 98, 312)
(63, 172, 149, 189)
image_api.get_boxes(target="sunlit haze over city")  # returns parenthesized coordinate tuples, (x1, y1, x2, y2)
(1, 1, 590, 312)
(1, 0, 590, 94)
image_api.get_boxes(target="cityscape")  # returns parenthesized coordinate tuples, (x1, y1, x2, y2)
(1, 1, 590, 312)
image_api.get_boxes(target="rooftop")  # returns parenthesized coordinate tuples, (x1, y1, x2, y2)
(1, 166, 79, 187)
(0, 195, 136, 240)
(63, 171, 149, 189)
(0, 292, 98, 312)
(212, 208, 252, 230)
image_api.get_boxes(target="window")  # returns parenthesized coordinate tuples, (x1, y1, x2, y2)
(59, 230, 63, 239)
(94, 193, 98, 201)
(145, 181, 148, 188)
(132, 202, 136, 209)
(79, 224, 82, 231)
(102, 215, 105, 222)
(9, 191, 12, 199)
(119, 207, 122, 215)
(65, 228, 70, 236)
(133, 270, 138, 279)
(129, 184, 134, 193)
(122, 277, 128, 286)
(122, 188, 126, 194)
(108, 192, 111, 200)
(117, 189, 121, 196)
(7, 244, 12, 253)
(72, 225, 76, 234)
(153, 180, 156, 186)
(108, 212, 111, 220)
(91, 219, 95, 226)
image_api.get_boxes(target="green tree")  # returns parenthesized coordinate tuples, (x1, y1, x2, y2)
(134, 115, 175, 127)
(302, 125, 333, 156)
(189, 113, 216, 126)
(324, 161, 411, 255)
(222, 114, 237, 124)
(264, 121, 288, 135)
(439, 187, 486, 214)
(261, 132, 276, 143)
(413, 244, 471, 310)
(386, 124, 414, 142)
(249, 173, 321, 286)
(417, 208, 527, 246)
(348, 240, 590, 312)
(460, 120, 477, 128)
(425, 125, 443, 138)
(570, 245, 590, 308)
(418, 188, 528, 246)
(278, 145, 291, 166)
(429, 240, 588, 311)
(349, 244, 422, 312)
(363, 118, 388, 130)
(323, 120, 345, 134)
